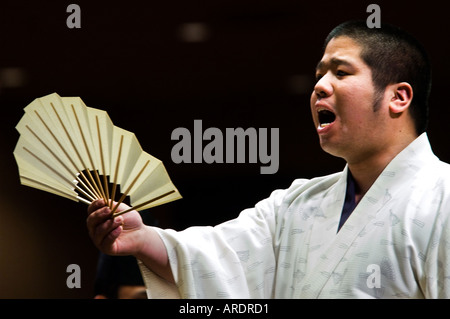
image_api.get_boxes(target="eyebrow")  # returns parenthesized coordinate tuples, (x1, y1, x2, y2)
(315, 58, 354, 72)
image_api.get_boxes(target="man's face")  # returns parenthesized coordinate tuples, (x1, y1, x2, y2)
(310, 36, 388, 163)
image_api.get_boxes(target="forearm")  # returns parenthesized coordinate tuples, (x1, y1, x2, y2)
(134, 226, 175, 284)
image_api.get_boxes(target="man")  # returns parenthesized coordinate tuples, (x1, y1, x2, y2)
(87, 21, 450, 298)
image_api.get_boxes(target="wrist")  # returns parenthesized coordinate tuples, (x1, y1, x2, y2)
(134, 226, 174, 283)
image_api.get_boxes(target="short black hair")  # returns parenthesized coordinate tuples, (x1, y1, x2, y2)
(324, 20, 432, 134)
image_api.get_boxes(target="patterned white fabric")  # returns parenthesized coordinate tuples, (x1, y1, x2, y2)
(139, 133, 450, 298)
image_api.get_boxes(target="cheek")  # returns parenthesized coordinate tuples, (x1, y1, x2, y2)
(336, 101, 374, 132)
(336, 84, 377, 118)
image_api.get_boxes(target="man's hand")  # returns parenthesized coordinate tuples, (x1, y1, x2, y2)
(86, 200, 144, 256)
(86, 200, 174, 283)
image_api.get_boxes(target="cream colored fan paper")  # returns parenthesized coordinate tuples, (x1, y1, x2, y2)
(14, 93, 181, 217)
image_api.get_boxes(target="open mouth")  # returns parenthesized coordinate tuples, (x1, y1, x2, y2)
(318, 109, 336, 128)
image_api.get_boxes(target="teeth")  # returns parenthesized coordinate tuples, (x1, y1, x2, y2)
(319, 123, 331, 128)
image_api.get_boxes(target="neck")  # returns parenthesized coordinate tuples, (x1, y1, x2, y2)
(347, 133, 418, 202)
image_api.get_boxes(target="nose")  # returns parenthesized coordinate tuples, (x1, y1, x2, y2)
(313, 74, 333, 99)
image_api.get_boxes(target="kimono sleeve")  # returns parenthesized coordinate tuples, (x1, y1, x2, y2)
(424, 194, 450, 298)
(138, 186, 289, 299)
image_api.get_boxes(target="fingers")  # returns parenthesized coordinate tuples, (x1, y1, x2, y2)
(87, 199, 107, 215)
(96, 217, 123, 252)
(87, 204, 111, 232)
(86, 203, 124, 252)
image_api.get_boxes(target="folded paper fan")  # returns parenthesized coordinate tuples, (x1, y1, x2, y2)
(13, 93, 182, 217)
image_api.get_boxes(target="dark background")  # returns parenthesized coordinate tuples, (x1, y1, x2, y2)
(0, 0, 449, 298)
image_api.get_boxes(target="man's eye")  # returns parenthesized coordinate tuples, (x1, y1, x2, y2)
(336, 70, 348, 77)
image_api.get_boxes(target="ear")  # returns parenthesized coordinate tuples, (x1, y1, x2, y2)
(389, 82, 413, 114)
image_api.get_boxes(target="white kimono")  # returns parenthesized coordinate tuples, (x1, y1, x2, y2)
(139, 133, 450, 298)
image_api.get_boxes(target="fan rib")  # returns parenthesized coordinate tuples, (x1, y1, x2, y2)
(24, 125, 97, 203)
(33, 109, 102, 200)
(21, 175, 92, 205)
(95, 115, 110, 205)
(73, 175, 98, 203)
(112, 190, 176, 217)
(63, 103, 107, 203)
(22, 146, 75, 189)
(110, 159, 151, 216)
(25, 125, 73, 177)
(110, 134, 124, 209)
(73, 178, 97, 203)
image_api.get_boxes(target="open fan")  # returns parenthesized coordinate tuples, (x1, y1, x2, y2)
(13, 93, 182, 217)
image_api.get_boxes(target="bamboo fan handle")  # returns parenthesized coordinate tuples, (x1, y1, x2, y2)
(109, 159, 150, 216)
(111, 190, 176, 218)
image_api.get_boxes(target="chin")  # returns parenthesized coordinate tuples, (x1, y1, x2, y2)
(319, 138, 347, 159)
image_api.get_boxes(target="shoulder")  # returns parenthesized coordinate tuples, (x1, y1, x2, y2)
(418, 157, 450, 192)
(256, 171, 344, 210)
(284, 171, 343, 200)
(401, 157, 450, 228)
